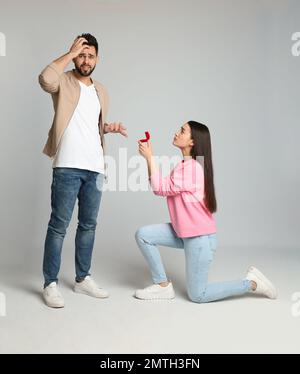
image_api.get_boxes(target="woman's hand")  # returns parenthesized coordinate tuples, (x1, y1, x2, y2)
(138, 141, 157, 177)
(138, 140, 153, 160)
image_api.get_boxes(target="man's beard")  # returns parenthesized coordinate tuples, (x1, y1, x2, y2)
(74, 63, 96, 77)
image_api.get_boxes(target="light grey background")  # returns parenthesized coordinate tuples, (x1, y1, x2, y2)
(0, 0, 299, 354)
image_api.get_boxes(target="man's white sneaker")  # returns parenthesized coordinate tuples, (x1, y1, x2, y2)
(246, 266, 278, 299)
(43, 282, 65, 308)
(135, 283, 175, 300)
(74, 276, 109, 298)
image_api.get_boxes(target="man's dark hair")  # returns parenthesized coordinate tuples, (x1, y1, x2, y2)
(78, 33, 98, 55)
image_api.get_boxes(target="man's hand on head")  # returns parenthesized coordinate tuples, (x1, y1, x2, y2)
(69, 37, 88, 58)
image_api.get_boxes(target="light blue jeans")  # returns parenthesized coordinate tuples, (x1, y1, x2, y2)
(135, 223, 252, 303)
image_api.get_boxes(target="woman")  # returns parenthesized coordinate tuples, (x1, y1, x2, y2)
(135, 121, 277, 302)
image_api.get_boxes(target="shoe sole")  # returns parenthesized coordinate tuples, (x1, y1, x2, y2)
(43, 298, 64, 308)
(248, 266, 277, 299)
(45, 304, 64, 308)
(134, 292, 176, 300)
(74, 287, 109, 299)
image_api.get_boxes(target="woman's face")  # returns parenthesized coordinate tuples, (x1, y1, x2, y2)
(173, 123, 194, 149)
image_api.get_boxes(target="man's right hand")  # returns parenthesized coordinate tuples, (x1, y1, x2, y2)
(69, 37, 88, 58)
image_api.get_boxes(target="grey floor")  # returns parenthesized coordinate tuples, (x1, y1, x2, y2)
(0, 244, 299, 354)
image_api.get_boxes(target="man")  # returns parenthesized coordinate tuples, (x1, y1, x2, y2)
(39, 33, 127, 308)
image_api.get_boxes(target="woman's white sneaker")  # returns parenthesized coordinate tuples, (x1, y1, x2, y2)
(135, 283, 175, 300)
(74, 276, 109, 298)
(246, 266, 278, 299)
(43, 282, 65, 308)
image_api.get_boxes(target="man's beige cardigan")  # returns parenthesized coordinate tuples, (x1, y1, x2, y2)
(39, 62, 109, 159)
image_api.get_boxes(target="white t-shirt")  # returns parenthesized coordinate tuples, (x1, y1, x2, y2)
(52, 80, 104, 173)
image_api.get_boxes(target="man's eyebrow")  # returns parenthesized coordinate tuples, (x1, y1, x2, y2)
(79, 53, 95, 57)
(181, 126, 185, 131)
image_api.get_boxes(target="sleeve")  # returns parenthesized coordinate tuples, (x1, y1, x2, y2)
(38, 62, 64, 93)
(102, 86, 109, 127)
(150, 161, 202, 197)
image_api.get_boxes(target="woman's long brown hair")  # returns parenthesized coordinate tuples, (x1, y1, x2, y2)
(188, 121, 217, 213)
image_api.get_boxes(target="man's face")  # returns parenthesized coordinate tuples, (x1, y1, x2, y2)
(73, 45, 98, 77)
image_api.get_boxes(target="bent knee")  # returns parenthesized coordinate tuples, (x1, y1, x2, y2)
(135, 226, 150, 243)
(188, 289, 209, 304)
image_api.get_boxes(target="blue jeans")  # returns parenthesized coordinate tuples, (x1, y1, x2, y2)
(43, 167, 104, 288)
(135, 223, 252, 303)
